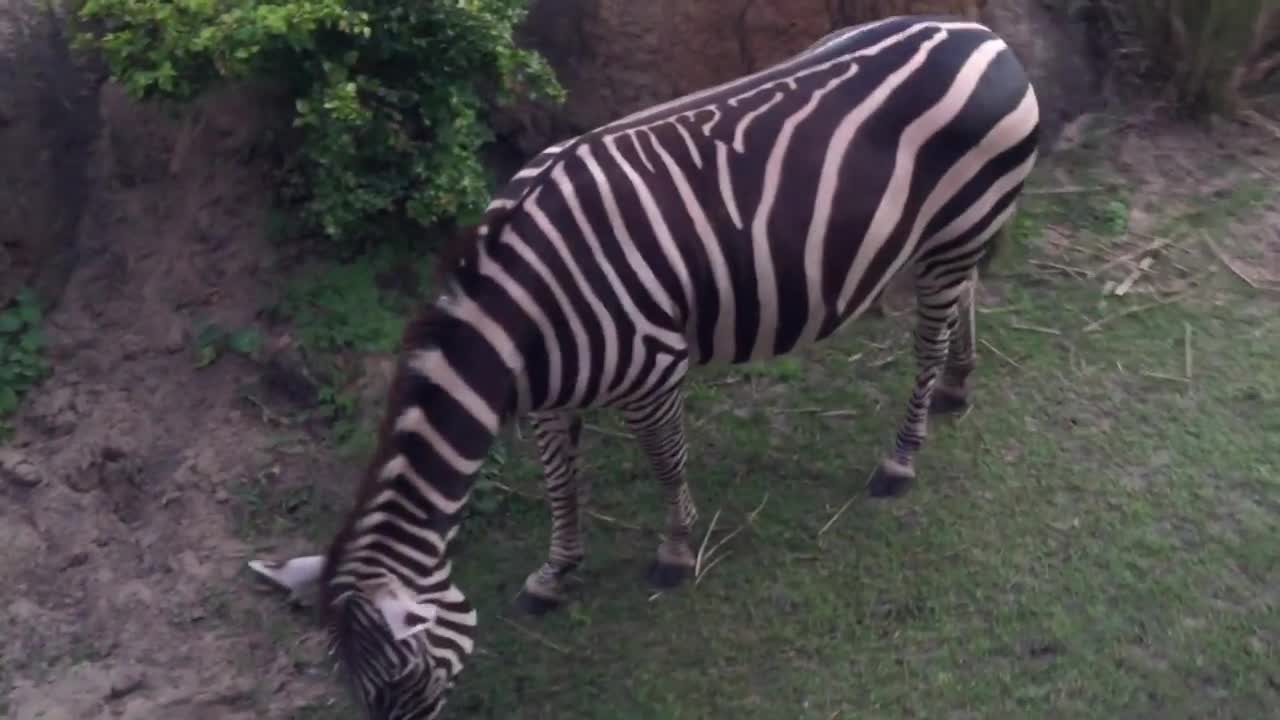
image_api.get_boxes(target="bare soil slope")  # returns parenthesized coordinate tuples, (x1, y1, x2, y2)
(1, 74, 346, 718)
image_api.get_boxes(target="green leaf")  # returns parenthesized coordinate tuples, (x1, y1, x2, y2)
(72, 0, 565, 249)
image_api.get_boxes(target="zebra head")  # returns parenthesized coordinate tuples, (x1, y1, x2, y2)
(248, 555, 472, 717)
(325, 572, 476, 720)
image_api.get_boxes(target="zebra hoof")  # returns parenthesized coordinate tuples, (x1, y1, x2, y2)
(929, 386, 970, 416)
(647, 560, 692, 590)
(868, 461, 915, 498)
(513, 588, 563, 617)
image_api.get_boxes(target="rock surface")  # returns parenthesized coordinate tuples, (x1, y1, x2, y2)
(506, 0, 1096, 156)
(0, 1, 104, 308)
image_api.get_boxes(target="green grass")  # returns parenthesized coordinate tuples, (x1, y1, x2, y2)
(276, 242, 429, 358)
(246, 141, 1280, 718)
(227, 239, 442, 462)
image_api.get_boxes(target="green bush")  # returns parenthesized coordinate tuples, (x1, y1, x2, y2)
(74, 0, 564, 247)
(1098, 0, 1280, 115)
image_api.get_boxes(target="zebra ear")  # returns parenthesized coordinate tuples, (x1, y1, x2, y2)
(364, 579, 438, 642)
(247, 554, 326, 605)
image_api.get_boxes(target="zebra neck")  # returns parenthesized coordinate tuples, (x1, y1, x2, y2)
(326, 316, 516, 599)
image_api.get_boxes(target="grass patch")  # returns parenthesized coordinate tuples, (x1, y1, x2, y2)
(259, 241, 438, 456)
(277, 244, 428, 357)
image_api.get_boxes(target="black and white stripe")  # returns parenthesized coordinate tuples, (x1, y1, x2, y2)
(317, 14, 1041, 719)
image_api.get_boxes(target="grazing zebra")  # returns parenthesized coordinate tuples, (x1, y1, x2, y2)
(248, 13, 1040, 719)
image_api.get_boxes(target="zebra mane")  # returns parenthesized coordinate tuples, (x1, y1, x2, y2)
(433, 129, 604, 287)
(322, 144, 577, 606)
(316, 299, 457, 609)
(432, 222, 488, 287)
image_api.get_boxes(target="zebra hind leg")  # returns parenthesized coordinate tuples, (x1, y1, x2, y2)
(621, 386, 699, 590)
(515, 411, 587, 616)
(868, 282, 962, 498)
(929, 274, 977, 416)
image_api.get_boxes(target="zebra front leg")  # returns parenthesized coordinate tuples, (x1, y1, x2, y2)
(930, 274, 977, 416)
(515, 411, 587, 616)
(621, 386, 698, 590)
(868, 283, 961, 498)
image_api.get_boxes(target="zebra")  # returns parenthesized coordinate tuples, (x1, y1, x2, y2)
(248, 13, 1041, 719)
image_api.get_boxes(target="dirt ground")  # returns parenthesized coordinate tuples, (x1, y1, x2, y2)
(0, 50, 346, 719)
(2, 7, 1278, 720)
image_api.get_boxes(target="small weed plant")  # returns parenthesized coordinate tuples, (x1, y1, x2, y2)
(192, 321, 265, 368)
(274, 245, 426, 453)
(0, 289, 48, 436)
(279, 249, 412, 357)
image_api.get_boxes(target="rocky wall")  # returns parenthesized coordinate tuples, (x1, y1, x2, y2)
(0, 1, 105, 309)
(501, 0, 1098, 157)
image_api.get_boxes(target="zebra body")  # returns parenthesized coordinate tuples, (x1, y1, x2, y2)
(296, 14, 1040, 720)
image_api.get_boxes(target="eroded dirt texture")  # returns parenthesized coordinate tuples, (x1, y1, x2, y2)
(0, 23, 344, 716)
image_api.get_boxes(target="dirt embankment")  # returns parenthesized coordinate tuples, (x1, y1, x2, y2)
(506, 0, 1100, 155)
(1, 4, 346, 717)
(0, 1, 100, 309)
